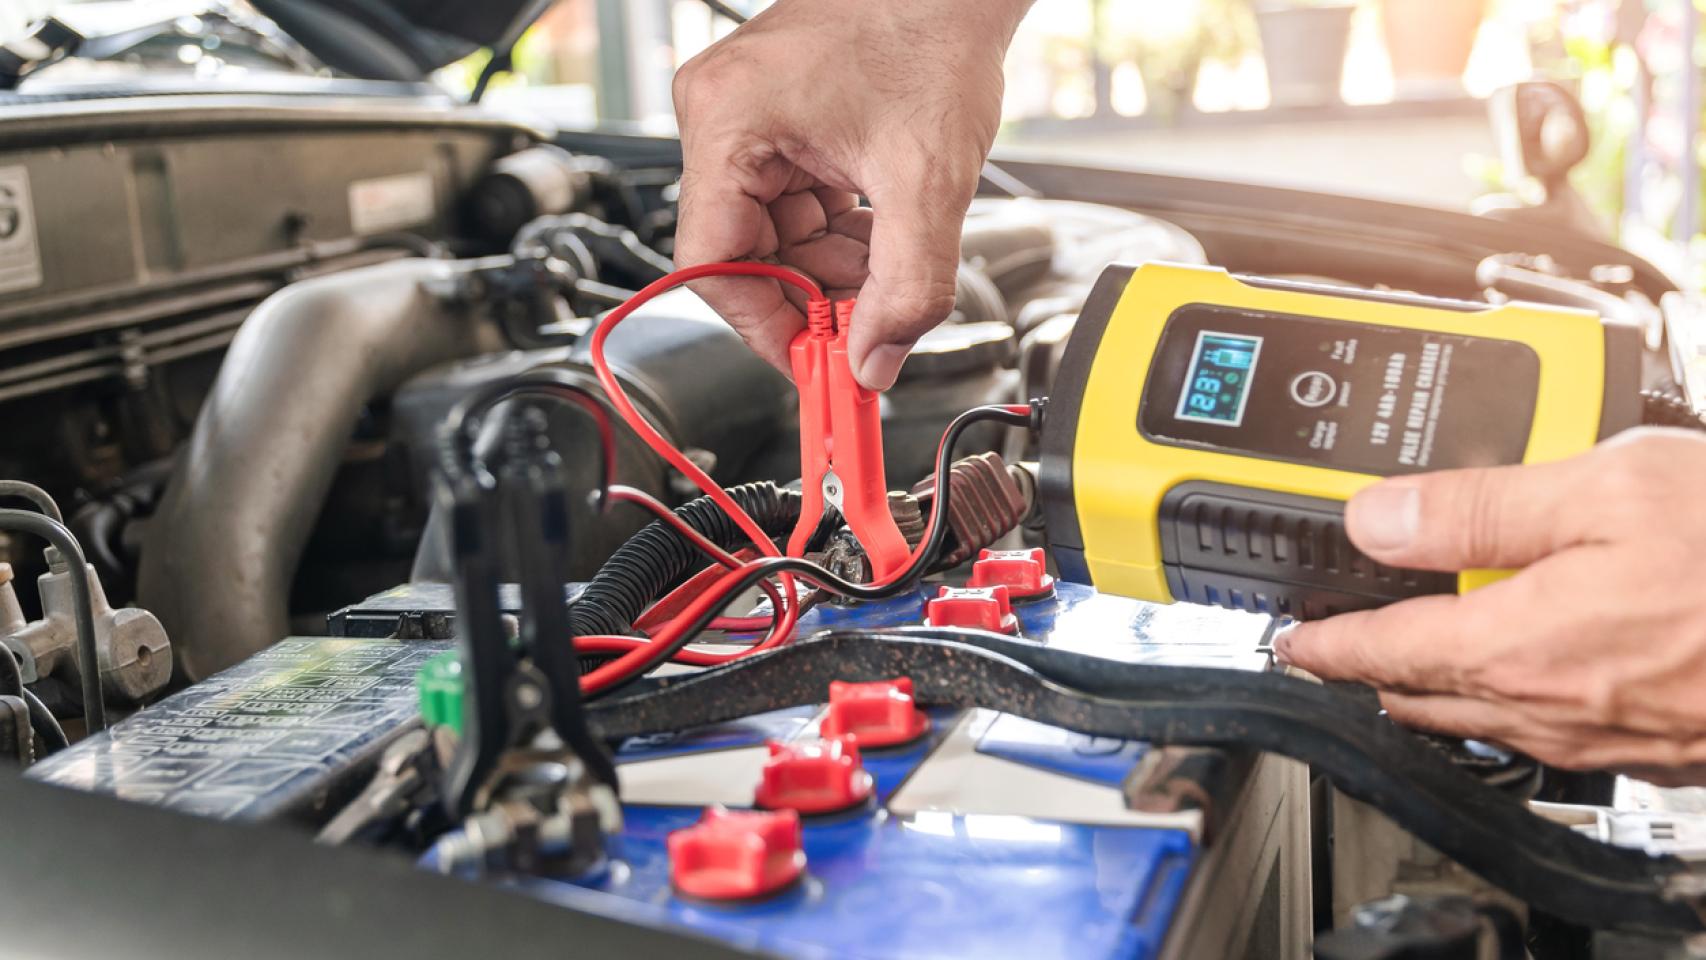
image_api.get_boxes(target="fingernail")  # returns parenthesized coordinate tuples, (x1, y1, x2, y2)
(857, 343, 910, 391)
(1272, 624, 1298, 664)
(1348, 481, 1420, 552)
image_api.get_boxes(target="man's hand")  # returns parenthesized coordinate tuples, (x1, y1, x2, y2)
(1276, 428, 1706, 784)
(672, 0, 1031, 389)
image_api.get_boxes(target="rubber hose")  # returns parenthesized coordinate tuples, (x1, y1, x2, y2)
(570, 482, 838, 638)
(0, 481, 63, 524)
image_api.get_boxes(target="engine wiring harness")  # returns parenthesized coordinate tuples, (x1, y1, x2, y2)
(435, 260, 1040, 698)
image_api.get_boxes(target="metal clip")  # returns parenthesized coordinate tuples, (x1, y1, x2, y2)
(786, 299, 910, 580)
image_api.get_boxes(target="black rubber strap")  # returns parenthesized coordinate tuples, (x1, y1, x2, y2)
(587, 630, 1706, 934)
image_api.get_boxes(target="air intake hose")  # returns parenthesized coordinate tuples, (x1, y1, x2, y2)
(571, 482, 838, 638)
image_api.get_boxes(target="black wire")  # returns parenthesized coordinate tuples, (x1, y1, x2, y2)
(700, 0, 749, 23)
(0, 481, 63, 524)
(0, 643, 23, 700)
(0, 644, 67, 757)
(585, 404, 1034, 697)
(437, 370, 616, 497)
(353, 231, 449, 259)
(0, 509, 106, 732)
(21, 687, 68, 755)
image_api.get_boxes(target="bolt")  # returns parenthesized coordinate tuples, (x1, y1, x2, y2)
(514, 682, 543, 711)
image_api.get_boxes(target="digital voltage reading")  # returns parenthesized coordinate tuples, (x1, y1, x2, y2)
(1174, 331, 1262, 426)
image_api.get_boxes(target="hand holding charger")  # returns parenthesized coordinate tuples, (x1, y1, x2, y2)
(1039, 262, 1641, 618)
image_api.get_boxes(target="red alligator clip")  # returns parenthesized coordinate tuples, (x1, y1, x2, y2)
(785, 299, 910, 580)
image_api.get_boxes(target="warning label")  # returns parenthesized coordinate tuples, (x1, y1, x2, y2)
(28, 638, 450, 821)
(0, 165, 42, 295)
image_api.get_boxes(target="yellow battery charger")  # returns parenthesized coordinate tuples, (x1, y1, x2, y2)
(1039, 262, 1642, 618)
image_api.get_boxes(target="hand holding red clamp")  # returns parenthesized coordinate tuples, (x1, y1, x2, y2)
(785, 299, 911, 580)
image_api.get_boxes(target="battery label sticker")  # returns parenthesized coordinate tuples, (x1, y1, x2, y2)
(348, 171, 435, 234)
(0, 166, 43, 295)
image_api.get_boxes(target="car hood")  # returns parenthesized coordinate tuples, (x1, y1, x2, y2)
(246, 0, 551, 79)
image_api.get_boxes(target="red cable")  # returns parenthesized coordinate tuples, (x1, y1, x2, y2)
(605, 486, 789, 638)
(577, 560, 794, 693)
(634, 554, 783, 634)
(575, 268, 1018, 692)
(542, 385, 619, 496)
(578, 263, 827, 691)
(588, 262, 823, 557)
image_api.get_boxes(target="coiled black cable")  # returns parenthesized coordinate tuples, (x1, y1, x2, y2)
(584, 404, 1035, 697)
(568, 482, 839, 638)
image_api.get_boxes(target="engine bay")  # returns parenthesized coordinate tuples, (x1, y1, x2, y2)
(5, 85, 1706, 960)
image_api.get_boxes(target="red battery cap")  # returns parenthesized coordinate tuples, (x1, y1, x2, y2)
(668, 807, 806, 902)
(754, 735, 874, 815)
(967, 548, 1055, 601)
(925, 585, 1019, 634)
(819, 677, 930, 748)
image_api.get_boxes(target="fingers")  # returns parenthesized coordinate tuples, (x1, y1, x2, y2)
(674, 160, 808, 372)
(774, 194, 871, 290)
(1274, 594, 1479, 693)
(845, 164, 977, 390)
(1381, 691, 1706, 779)
(1343, 454, 1601, 572)
(1377, 691, 1526, 741)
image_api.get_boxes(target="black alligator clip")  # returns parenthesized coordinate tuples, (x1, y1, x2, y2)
(439, 402, 618, 821)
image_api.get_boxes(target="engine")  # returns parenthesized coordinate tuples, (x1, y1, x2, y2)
(6, 93, 1706, 960)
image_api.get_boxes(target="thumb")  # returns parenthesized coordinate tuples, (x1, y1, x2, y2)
(845, 177, 971, 390)
(1344, 457, 1596, 572)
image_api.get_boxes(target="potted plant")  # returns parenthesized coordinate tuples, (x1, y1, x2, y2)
(1380, 0, 1486, 98)
(1253, 0, 1357, 108)
(1094, 0, 1256, 120)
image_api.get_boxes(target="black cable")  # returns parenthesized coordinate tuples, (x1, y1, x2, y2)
(586, 630, 1706, 933)
(699, 0, 749, 23)
(354, 231, 449, 260)
(515, 213, 674, 286)
(21, 687, 68, 755)
(0, 480, 63, 524)
(0, 509, 106, 732)
(0, 632, 69, 757)
(437, 370, 616, 493)
(570, 482, 835, 638)
(584, 404, 1034, 697)
(0, 643, 23, 700)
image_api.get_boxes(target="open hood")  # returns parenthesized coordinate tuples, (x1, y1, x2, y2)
(248, 0, 552, 81)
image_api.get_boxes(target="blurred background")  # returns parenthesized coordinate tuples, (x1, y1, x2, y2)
(379, 0, 1701, 286)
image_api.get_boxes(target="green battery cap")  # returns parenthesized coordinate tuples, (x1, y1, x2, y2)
(416, 651, 465, 736)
